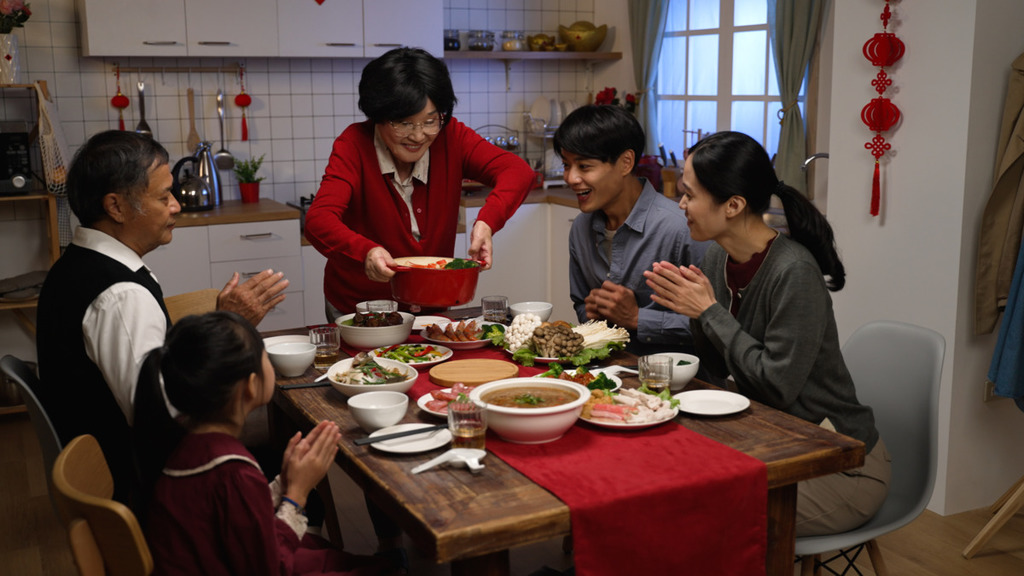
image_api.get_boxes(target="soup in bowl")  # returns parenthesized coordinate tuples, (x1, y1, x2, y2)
(469, 377, 590, 444)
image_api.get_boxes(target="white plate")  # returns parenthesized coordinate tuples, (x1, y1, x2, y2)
(416, 392, 448, 418)
(421, 320, 500, 350)
(580, 406, 679, 430)
(263, 335, 310, 348)
(673, 390, 750, 416)
(413, 315, 450, 331)
(368, 423, 452, 453)
(537, 370, 622, 392)
(370, 343, 453, 368)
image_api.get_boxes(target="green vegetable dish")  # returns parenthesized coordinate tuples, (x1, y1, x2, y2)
(444, 258, 480, 269)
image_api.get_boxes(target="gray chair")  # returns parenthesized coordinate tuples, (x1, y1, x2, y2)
(1, 354, 64, 518)
(794, 320, 945, 576)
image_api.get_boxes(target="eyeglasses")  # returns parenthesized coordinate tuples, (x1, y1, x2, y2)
(388, 116, 444, 138)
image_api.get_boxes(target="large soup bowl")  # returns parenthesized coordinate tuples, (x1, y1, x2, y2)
(335, 312, 415, 350)
(469, 377, 590, 444)
(389, 256, 480, 308)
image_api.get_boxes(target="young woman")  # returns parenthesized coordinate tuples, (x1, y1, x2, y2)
(138, 311, 391, 575)
(645, 131, 891, 536)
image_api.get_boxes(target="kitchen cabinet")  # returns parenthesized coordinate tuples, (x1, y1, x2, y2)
(363, 0, 442, 58)
(144, 227, 213, 297)
(463, 203, 549, 309)
(301, 244, 327, 326)
(185, 0, 279, 57)
(278, 0, 363, 58)
(547, 203, 578, 324)
(77, 0, 188, 57)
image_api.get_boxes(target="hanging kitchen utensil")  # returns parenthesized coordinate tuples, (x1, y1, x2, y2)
(135, 80, 152, 137)
(185, 87, 201, 152)
(110, 64, 129, 131)
(214, 89, 234, 170)
(234, 66, 252, 141)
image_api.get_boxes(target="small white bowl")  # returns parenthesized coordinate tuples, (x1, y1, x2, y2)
(267, 342, 316, 378)
(326, 356, 418, 397)
(335, 312, 415, 350)
(470, 377, 590, 444)
(347, 390, 409, 433)
(509, 301, 553, 322)
(659, 352, 700, 391)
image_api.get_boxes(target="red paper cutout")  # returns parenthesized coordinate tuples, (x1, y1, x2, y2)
(861, 1, 903, 217)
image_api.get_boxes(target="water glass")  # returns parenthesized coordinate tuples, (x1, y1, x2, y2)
(639, 354, 672, 394)
(448, 400, 487, 449)
(309, 325, 341, 370)
(481, 295, 509, 323)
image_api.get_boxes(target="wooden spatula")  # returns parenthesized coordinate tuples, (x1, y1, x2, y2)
(186, 87, 201, 152)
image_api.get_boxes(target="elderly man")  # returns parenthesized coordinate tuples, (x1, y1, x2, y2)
(36, 130, 288, 505)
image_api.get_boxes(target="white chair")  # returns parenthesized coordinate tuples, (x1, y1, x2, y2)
(794, 320, 945, 576)
(1, 354, 64, 518)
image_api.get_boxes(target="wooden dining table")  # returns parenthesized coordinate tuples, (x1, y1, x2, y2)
(266, 324, 864, 576)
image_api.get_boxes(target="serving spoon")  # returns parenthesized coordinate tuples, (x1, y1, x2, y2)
(135, 81, 152, 137)
(214, 90, 234, 170)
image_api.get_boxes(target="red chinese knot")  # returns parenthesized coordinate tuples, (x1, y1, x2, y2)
(861, 1, 903, 217)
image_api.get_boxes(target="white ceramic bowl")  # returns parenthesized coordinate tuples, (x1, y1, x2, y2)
(469, 377, 590, 444)
(509, 301, 553, 322)
(326, 356, 418, 397)
(347, 390, 409, 433)
(267, 342, 316, 378)
(335, 312, 415, 350)
(659, 352, 700, 392)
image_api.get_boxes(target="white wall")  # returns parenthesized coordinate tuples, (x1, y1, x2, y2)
(829, 0, 1024, 514)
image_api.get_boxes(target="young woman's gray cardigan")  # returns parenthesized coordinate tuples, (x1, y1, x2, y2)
(692, 234, 879, 451)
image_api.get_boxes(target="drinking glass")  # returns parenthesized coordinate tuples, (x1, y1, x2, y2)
(309, 325, 341, 370)
(481, 295, 509, 323)
(448, 399, 487, 449)
(639, 354, 672, 394)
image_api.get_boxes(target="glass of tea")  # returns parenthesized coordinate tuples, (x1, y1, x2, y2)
(639, 354, 672, 394)
(448, 399, 487, 450)
(481, 295, 509, 323)
(309, 325, 341, 370)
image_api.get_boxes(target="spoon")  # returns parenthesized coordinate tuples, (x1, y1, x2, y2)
(411, 448, 486, 474)
(185, 87, 200, 152)
(135, 81, 152, 137)
(214, 90, 234, 170)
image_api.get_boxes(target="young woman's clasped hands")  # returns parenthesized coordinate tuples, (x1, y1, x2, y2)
(645, 262, 717, 320)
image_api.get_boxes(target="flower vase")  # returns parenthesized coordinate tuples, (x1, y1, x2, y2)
(239, 182, 260, 203)
(0, 34, 20, 85)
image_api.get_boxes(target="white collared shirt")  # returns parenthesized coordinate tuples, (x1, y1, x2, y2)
(373, 125, 430, 240)
(75, 226, 174, 424)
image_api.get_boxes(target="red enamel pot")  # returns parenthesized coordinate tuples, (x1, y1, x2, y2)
(389, 256, 481, 308)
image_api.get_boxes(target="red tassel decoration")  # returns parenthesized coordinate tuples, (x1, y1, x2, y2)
(241, 113, 249, 141)
(860, 0, 903, 217)
(871, 161, 881, 216)
(110, 64, 130, 131)
(235, 66, 252, 141)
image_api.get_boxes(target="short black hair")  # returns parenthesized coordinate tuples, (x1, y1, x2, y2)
(358, 47, 457, 123)
(552, 105, 645, 164)
(66, 130, 169, 226)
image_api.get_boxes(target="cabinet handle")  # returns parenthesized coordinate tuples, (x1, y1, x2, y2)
(198, 41, 232, 46)
(240, 232, 274, 240)
(373, 43, 403, 47)
(326, 43, 357, 47)
(143, 41, 179, 46)
(241, 271, 264, 279)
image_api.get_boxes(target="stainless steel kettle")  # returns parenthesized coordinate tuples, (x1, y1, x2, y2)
(193, 141, 222, 206)
(171, 156, 213, 211)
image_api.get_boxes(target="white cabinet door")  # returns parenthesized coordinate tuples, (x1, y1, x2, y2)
(144, 227, 212, 297)
(207, 220, 301, 262)
(185, 0, 279, 57)
(547, 204, 579, 324)
(302, 244, 328, 325)
(466, 203, 548, 307)
(363, 0, 443, 58)
(78, 0, 188, 57)
(278, 0, 364, 58)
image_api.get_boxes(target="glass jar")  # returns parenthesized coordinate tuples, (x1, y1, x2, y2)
(467, 30, 495, 51)
(444, 29, 461, 51)
(501, 30, 526, 51)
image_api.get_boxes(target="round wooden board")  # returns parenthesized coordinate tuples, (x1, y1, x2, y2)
(428, 358, 520, 387)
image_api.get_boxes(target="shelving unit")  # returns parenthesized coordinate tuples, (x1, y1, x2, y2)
(444, 50, 622, 90)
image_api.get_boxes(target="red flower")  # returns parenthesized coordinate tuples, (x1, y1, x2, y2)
(595, 87, 616, 106)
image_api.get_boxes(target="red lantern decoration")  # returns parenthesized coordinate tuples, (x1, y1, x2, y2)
(234, 66, 252, 141)
(110, 64, 130, 131)
(861, 1, 904, 216)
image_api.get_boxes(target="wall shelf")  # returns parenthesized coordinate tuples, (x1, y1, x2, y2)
(444, 51, 623, 91)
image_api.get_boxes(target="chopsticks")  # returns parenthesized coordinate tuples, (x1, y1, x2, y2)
(354, 423, 448, 446)
(278, 380, 331, 390)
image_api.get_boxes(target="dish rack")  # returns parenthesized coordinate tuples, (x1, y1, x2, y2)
(474, 124, 520, 154)
(522, 113, 564, 185)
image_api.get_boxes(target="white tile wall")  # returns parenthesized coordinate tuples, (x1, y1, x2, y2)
(2, 0, 599, 211)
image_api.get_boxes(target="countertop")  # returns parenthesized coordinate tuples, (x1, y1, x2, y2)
(174, 198, 299, 228)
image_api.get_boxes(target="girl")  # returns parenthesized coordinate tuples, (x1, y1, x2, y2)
(138, 311, 390, 575)
(645, 131, 891, 536)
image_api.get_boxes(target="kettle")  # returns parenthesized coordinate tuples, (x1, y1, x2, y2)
(171, 156, 213, 211)
(191, 141, 222, 206)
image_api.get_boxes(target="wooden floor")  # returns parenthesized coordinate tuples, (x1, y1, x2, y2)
(3, 411, 1023, 576)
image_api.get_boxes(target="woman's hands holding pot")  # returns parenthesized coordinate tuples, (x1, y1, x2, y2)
(468, 220, 493, 270)
(365, 246, 397, 282)
(646, 261, 717, 319)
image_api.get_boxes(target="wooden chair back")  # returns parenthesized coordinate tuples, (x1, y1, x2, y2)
(51, 434, 153, 576)
(163, 288, 219, 324)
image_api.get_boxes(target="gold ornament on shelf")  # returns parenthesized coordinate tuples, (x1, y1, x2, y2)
(558, 21, 607, 52)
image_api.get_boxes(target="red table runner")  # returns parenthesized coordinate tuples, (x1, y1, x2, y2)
(354, 339, 767, 575)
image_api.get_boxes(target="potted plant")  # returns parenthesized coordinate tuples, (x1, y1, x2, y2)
(233, 154, 265, 204)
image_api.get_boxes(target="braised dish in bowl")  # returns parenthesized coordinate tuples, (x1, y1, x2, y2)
(335, 312, 414, 350)
(469, 377, 590, 444)
(389, 256, 481, 308)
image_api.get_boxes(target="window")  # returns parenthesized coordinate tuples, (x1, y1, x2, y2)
(656, 0, 803, 159)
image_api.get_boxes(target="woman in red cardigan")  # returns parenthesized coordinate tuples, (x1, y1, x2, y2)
(305, 47, 534, 316)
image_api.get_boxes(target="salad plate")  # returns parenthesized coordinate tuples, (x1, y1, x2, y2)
(368, 423, 452, 454)
(579, 406, 679, 430)
(369, 343, 453, 368)
(673, 390, 750, 416)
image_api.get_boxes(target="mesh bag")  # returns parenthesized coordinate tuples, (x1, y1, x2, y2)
(34, 81, 73, 247)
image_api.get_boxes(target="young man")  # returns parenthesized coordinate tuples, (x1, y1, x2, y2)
(553, 105, 708, 355)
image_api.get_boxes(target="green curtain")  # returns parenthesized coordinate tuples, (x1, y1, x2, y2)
(628, 0, 670, 155)
(767, 0, 826, 195)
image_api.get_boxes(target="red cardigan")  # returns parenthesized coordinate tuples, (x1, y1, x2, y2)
(305, 118, 533, 313)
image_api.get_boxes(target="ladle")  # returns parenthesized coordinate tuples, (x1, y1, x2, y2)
(214, 89, 234, 170)
(135, 81, 152, 137)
